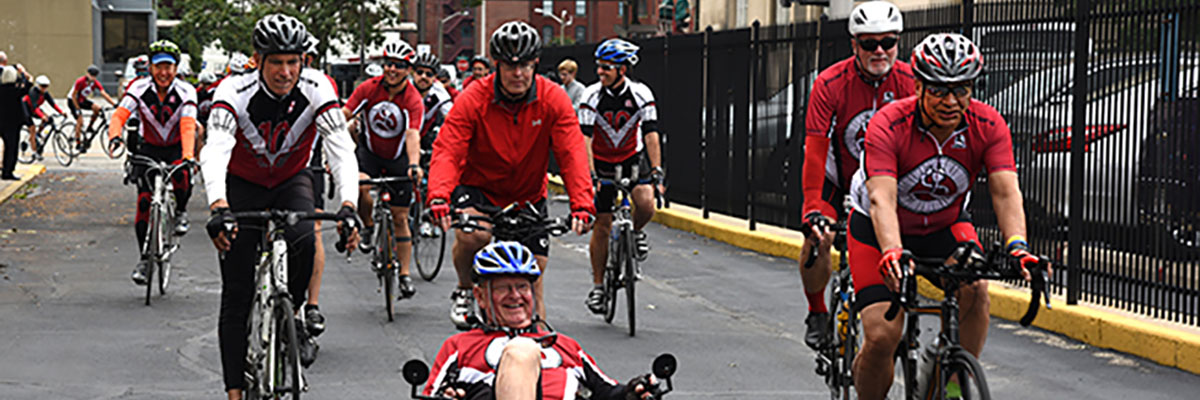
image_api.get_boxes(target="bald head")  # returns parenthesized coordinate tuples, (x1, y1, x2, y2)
(0, 51, 7, 66)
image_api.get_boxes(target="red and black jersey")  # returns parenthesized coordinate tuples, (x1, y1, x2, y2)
(69, 75, 105, 104)
(424, 328, 630, 400)
(428, 74, 595, 215)
(118, 76, 198, 147)
(848, 96, 1017, 235)
(577, 78, 658, 163)
(23, 86, 63, 114)
(802, 57, 914, 217)
(345, 76, 424, 160)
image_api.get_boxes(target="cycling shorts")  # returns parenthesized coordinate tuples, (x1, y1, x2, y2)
(451, 185, 550, 256)
(357, 145, 413, 208)
(847, 209, 980, 311)
(69, 99, 95, 116)
(309, 166, 327, 210)
(594, 152, 651, 214)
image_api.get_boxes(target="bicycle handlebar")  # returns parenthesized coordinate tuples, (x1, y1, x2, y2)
(401, 353, 678, 400)
(128, 155, 195, 180)
(449, 202, 570, 240)
(883, 241, 1052, 327)
(223, 209, 355, 255)
(360, 176, 413, 185)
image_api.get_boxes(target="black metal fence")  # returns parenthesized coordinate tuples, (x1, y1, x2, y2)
(540, 0, 1200, 326)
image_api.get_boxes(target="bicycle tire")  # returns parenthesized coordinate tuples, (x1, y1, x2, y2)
(53, 130, 75, 167)
(603, 236, 619, 324)
(888, 342, 916, 400)
(144, 203, 162, 306)
(624, 229, 637, 337)
(17, 129, 36, 164)
(159, 198, 175, 295)
(935, 349, 990, 400)
(413, 203, 445, 281)
(380, 219, 396, 322)
(276, 297, 303, 399)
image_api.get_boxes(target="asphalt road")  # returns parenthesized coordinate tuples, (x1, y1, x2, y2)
(1, 154, 1197, 399)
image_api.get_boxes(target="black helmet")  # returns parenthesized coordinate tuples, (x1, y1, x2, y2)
(470, 55, 491, 69)
(489, 21, 541, 63)
(436, 69, 452, 80)
(911, 33, 984, 83)
(253, 14, 310, 55)
(413, 52, 440, 71)
(87, 64, 100, 76)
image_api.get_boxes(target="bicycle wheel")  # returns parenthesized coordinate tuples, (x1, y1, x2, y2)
(144, 203, 163, 305)
(52, 130, 75, 167)
(602, 237, 619, 324)
(412, 203, 445, 281)
(624, 229, 637, 336)
(379, 220, 396, 322)
(935, 349, 990, 400)
(275, 297, 303, 399)
(17, 129, 35, 164)
(888, 342, 917, 400)
(832, 302, 860, 399)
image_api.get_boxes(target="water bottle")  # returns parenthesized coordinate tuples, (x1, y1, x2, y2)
(914, 336, 941, 397)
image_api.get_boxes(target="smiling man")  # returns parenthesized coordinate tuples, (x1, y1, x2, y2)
(798, 0, 913, 351)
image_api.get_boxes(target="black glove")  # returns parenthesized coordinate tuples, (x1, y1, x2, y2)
(801, 211, 830, 238)
(650, 166, 665, 186)
(335, 204, 360, 230)
(624, 374, 653, 400)
(206, 207, 235, 239)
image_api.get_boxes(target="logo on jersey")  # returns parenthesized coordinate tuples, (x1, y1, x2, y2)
(952, 135, 967, 149)
(843, 109, 875, 161)
(484, 336, 563, 369)
(532, 119, 542, 127)
(883, 91, 895, 103)
(367, 102, 405, 138)
(597, 109, 641, 150)
(896, 156, 970, 214)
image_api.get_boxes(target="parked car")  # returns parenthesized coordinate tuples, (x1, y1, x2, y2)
(1137, 90, 1200, 258)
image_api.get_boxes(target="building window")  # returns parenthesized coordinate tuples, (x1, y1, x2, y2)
(576, 0, 586, 16)
(543, 25, 554, 42)
(102, 12, 150, 63)
(619, 2, 625, 19)
(461, 25, 472, 41)
(575, 26, 586, 43)
(639, 0, 650, 18)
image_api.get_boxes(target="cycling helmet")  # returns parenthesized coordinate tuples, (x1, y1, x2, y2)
(148, 39, 182, 64)
(365, 63, 384, 77)
(470, 55, 491, 69)
(228, 53, 250, 74)
(437, 68, 452, 80)
(380, 39, 416, 62)
(489, 21, 541, 63)
(87, 64, 101, 76)
(848, 1, 904, 35)
(413, 52, 440, 71)
(911, 33, 984, 83)
(594, 38, 640, 66)
(198, 70, 218, 84)
(473, 241, 540, 283)
(253, 14, 310, 55)
(35, 75, 50, 86)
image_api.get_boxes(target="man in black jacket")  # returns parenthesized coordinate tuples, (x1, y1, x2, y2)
(0, 64, 32, 180)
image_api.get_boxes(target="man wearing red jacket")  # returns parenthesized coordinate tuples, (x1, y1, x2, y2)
(429, 21, 595, 329)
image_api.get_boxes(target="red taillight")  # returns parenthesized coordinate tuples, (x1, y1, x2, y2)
(381, 191, 392, 202)
(1031, 124, 1126, 153)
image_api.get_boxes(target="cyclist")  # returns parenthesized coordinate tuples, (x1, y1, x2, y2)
(106, 40, 198, 284)
(22, 75, 65, 160)
(578, 38, 664, 315)
(194, 70, 219, 154)
(846, 33, 1045, 400)
(437, 69, 459, 100)
(798, 0, 913, 350)
(343, 38, 425, 299)
(198, 14, 361, 400)
(303, 34, 339, 337)
(460, 55, 491, 91)
(428, 21, 595, 328)
(422, 241, 659, 400)
(67, 64, 118, 152)
(411, 51, 454, 152)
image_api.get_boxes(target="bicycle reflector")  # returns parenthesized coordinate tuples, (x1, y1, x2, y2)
(382, 191, 392, 203)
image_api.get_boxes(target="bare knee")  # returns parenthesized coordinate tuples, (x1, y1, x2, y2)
(500, 337, 541, 370)
(859, 303, 904, 360)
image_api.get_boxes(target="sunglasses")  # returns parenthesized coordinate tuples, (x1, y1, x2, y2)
(384, 60, 410, 69)
(597, 63, 620, 71)
(857, 36, 899, 52)
(414, 69, 436, 78)
(925, 83, 973, 98)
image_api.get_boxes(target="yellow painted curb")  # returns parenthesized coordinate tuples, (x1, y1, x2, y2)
(0, 164, 47, 205)
(548, 176, 1200, 374)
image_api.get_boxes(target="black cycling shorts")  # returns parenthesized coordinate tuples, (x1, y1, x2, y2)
(594, 152, 652, 214)
(451, 185, 550, 256)
(357, 145, 412, 207)
(69, 99, 94, 116)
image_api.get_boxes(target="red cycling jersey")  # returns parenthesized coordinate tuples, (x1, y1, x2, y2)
(424, 328, 631, 400)
(345, 76, 424, 160)
(23, 87, 64, 118)
(848, 96, 1017, 235)
(802, 57, 914, 218)
(71, 75, 105, 104)
(428, 74, 595, 214)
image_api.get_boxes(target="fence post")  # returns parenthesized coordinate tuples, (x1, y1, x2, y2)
(962, 0, 974, 38)
(1067, 0, 1090, 305)
(749, 21, 760, 231)
(662, 33, 671, 209)
(702, 26, 712, 219)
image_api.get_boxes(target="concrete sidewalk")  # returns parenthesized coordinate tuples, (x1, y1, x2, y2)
(548, 175, 1200, 375)
(0, 164, 47, 205)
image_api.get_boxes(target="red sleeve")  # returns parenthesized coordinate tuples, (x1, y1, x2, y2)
(546, 84, 596, 214)
(978, 104, 1017, 173)
(863, 110, 899, 179)
(446, 86, 459, 100)
(428, 90, 475, 203)
(405, 82, 425, 131)
(48, 95, 63, 113)
(345, 82, 368, 115)
(802, 79, 837, 217)
(423, 334, 461, 396)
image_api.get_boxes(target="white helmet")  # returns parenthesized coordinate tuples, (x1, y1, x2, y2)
(35, 75, 50, 86)
(365, 63, 384, 77)
(228, 53, 250, 74)
(848, 1, 903, 35)
(199, 71, 218, 84)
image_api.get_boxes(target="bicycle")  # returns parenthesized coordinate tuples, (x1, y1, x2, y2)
(410, 159, 446, 281)
(128, 155, 194, 306)
(58, 106, 124, 166)
(883, 241, 1051, 400)
(401, 351, 678, 400)
(18, 113, 74, 164)
(224, 209, 352, 400)
(804, 216, 857, 400)
(360, 176, 414, 322)
(594, 164, 658, 336)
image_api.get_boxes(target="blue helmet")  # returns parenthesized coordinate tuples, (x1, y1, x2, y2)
(594, 38, 640, 66)
(473, 242, 540, 282)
